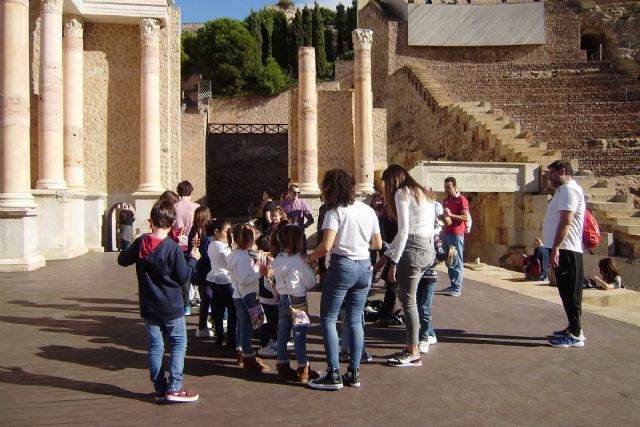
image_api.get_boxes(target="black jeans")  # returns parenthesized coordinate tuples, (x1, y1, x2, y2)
(211, 282, 237, 347)
(555, 249, 584, 336)
(378, 264, 397, 320)
(198, 284, 213, 330)
(260, 303, 279, 347)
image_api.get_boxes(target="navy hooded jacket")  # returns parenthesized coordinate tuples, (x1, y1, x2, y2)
(118, 234, 196, 322)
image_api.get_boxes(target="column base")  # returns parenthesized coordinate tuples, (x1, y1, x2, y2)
(298, 183, 321, 195)
(135, 183, 166, 193)
(36, 179, 69, 191)
(355, 183, 375, 195)
(32, 189, 87, 260)
(0, 208, 46, 272)
(0, 193, 37, 209)
(132, 191, 164, 236)
(85, 192, 107, 252)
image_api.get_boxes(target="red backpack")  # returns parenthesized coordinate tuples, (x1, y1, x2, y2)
(583, 209, 601, 249)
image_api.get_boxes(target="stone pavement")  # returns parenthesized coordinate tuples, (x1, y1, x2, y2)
(0, 253, 639, 426)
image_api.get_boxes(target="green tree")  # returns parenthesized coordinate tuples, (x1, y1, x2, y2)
(245, 11, 263, 58)
(272, 11, 289, 71)
(325, 27, 335, 62)
(335, 3, 346, 57)
(346, 0, 357, 50)
(312, 2, 328, 77)
(277, 0, 294, 7)
(302, 5, 312, 46)
(289, 9, 304, 76)
(260, 17, 273, 64)
(180, 31, 197, 77)
(257, 56, 291, 96)
(319, 6, 336, 26)
(190, 19, 262, 96)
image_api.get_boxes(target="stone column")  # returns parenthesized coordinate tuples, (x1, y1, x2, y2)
(353, 29, 374, 194)
(63, 15, 85, 191)
(136, 18, 164, 193)
(0, 0, 35, 209)
(297, 47, 320, 194)
(36, 0, 67, 190)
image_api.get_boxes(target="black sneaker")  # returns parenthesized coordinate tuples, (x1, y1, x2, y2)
(308, 367, 343, 390)
(387, 350, 422, 367)
(342, 367, 360, 388)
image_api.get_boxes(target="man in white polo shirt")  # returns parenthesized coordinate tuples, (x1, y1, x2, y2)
(542, 160, 586, 348)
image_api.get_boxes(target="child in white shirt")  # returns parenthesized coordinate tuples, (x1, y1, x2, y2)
(271, 225, 319, 383)
(227, 223, 270, 372)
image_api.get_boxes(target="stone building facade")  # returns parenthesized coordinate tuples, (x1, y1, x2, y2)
(0, 0, 182, 271)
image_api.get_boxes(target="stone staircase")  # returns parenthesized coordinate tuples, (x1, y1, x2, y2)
(574, 172, 640, 258)
(405, 64, 640, 259)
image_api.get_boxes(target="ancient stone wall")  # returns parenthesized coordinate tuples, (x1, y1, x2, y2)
(180, 112, 207, 203)
(208, 92, 290, 124)
(205, 134, 288, 218)
(29, 10, 181, 194)
(83, 23, 141, 194)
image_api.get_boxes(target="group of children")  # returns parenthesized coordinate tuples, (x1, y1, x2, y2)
(118, 195, 320, 403)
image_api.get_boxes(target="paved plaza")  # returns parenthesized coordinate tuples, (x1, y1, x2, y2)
(0, 253, 639, 426)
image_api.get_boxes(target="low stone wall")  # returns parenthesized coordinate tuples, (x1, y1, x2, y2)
(208, 92, 289, 124)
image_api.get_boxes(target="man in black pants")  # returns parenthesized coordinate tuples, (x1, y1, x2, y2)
(542, 160, 586, 348)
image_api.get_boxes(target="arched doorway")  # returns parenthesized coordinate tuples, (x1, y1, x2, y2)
(580, 31, 606, 61)
(105, 202, 137, 252)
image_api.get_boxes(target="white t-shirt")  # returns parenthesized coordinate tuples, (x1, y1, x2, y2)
(542, 179, 585, 253)
(322, 201, 380, 260)
(206, 239, 231, 284)
(385, 188, 436, 263)
(271, 253, 317, 297)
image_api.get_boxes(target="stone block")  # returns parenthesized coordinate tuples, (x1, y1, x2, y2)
(85, 193, 107, 252)
(0, 209, 46, 272)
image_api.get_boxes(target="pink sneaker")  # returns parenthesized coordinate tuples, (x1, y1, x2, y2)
(165, 387, 199, 403)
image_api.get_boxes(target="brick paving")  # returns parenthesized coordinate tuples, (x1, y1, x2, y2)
(0, 253, 639, 426)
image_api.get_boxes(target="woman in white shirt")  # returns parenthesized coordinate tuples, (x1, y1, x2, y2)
(306, 169, 382, 390)
(380, 164, 436, 367)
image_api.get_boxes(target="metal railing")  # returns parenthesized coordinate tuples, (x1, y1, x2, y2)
(208, 123, 288, 134)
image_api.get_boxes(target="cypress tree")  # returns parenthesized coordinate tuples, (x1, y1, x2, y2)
(272, 11, 289, 71)
(346, 0, 357, 51)
(312, 2, 327, 77)
(245, 10, 263, 57)
(302, 5, 312, 46)
(260, 17, 272, 64)
(289, 9, 304, 76)
(335, 3, 346, 57)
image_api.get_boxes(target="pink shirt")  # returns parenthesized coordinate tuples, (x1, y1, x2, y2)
(173, 198, 200, 248)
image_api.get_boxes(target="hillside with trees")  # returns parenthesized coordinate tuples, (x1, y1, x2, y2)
(181, 1, 358, 98)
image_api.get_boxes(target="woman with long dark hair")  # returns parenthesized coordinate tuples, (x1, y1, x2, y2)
(305, 169, 382, 390)
(379, 164, 436, 367)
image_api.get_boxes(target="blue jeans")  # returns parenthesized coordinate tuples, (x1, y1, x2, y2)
(340, 307, 366, 356)
(233, 292, 257, 356)
(417, 277, 436, 341)
(321, 255, 372, 370)
(144, 316, 187, 393)
(277, 294, 308, 366)
(443, 234, 464, 292)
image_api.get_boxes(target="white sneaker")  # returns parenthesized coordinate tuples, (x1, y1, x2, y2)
(258, 345, 278, 358)
(427, 335, 437, 345)
(195, 328, 213, 338)
(207, 320, 213, 329)
(287, 340, 294, 348)
(419, 341, 430, 354)
(223, 319, 228, 332)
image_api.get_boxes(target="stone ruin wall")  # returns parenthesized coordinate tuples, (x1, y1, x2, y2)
(28, 6, 182, 195)
(208, 92, 290, 124)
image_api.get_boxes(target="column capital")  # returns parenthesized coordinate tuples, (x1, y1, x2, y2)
(140, 18, 161, 41)
(352, 29, 373, 50)
(41, 0, 64, 14)
(63, 15, 84, 38)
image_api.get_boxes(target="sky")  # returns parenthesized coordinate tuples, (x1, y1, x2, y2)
(176, 0, 348, 24)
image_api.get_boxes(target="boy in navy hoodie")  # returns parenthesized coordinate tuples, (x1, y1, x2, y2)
(118, 201, 200, 403)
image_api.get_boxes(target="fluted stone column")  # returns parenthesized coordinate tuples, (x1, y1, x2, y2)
(353, 29, 374, 194)
(0, 0, 36, 209)
(136, 18, 164, 193)
(36, 0, 67, 190)
(297, 47, 320, 194)
(63, 15, 85, 191)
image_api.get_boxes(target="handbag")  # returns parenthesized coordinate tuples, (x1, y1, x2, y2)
(247, 302, 266, 330)
(290, 301, 310, 329)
